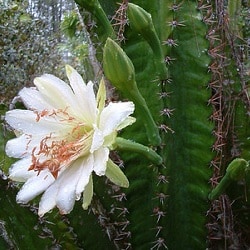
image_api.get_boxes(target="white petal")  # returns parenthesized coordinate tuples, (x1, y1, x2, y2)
(99, 102, 135, 136)
(55, 158, 84, 214)
(16, 170, 55, 204)
(5, 129, 69, 158)
(75, 155, 94, 198)
(34, 74, 81, 117)
(9, 157, 35, 181)
(38, 180, 60, 216)
(66, 65, 97, 123)
(5, 109, 69, 135)
(6, 134, 33, 158)
(93, 147, 109, 176)
(19, 87, 54, 111)
(90, 126, 104, 153)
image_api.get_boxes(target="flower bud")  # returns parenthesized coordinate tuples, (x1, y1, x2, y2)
(209, 158, 249, 200)
(113, 137, 162, 165)
(127, 3, 153, 33)
(127, 3, 168, 80)
(103, 38, 161, 146)
(226, 158, 248, 181)
(103, 38, 136, 90)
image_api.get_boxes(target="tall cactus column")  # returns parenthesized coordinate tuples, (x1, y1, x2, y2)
(162, 1, 214, 249)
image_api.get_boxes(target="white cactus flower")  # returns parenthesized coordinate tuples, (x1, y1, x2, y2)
(5, 65, 135, 216)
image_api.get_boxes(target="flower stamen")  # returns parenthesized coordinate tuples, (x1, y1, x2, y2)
(29, 125, 93, 178)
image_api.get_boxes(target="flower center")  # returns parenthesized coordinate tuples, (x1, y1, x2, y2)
(29, 109, 93, 178)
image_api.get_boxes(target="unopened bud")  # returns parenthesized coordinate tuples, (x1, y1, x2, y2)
(103, 38, 161, 146)
(127, 3, 153, 33)
(103, 38, 136, 91)
(113, 137, 162, 165)
(127, 3, 168, 80)
(226, 158, 248, 181)
(209, 158, 249, 200)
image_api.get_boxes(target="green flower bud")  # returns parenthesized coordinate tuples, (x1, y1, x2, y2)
(127, 3, 168, 80)
(103, 38, 161, 146)
(209, 158, 249, 200)
(127, 3, 153, 32)
(226, 158, 248, 181)
(103, 38, 136, 90)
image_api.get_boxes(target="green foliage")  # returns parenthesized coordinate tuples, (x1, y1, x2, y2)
(0, 0, 63, 103)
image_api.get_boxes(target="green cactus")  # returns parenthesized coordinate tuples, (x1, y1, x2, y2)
(1, 0, 250, 249)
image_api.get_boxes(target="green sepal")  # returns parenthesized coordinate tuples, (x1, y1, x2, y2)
(105, 159, 129, 188)
(82, 174, 94, 210)
(96, 77, 106, 112)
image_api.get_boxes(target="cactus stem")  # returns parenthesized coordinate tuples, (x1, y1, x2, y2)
(75, 0, 115, 39)
(113, 137, 162, 165)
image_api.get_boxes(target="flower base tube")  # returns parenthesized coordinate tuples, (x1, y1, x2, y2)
(114, 137, 162, 165)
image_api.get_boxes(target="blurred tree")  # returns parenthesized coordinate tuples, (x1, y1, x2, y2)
(0, 0, 76, 104)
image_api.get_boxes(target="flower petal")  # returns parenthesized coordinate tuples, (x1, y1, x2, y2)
(90, 126, 104, 153)
(6, 134, 33, 158)
(5, 130, 71, 159)
(96, 78, 106, 112)
(5, 109, 70, 135)
(99, 102, 135, 136)
(56, 158, 85, 214)
(75, 155, 94, 198)
(16, 170, 55, 204)
(66, 65, 97, 123)
(9, 157, 35, 181)
(19, 87, 54, 111)
(93, 147, 109, 176)
(38, 180, 60, 216)
(34, 74, 81, 117)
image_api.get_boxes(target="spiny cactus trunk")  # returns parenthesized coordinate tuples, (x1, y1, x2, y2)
(163, 2, 213, 248)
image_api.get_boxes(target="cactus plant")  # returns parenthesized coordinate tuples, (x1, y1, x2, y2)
(1, 0, 250, 249)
